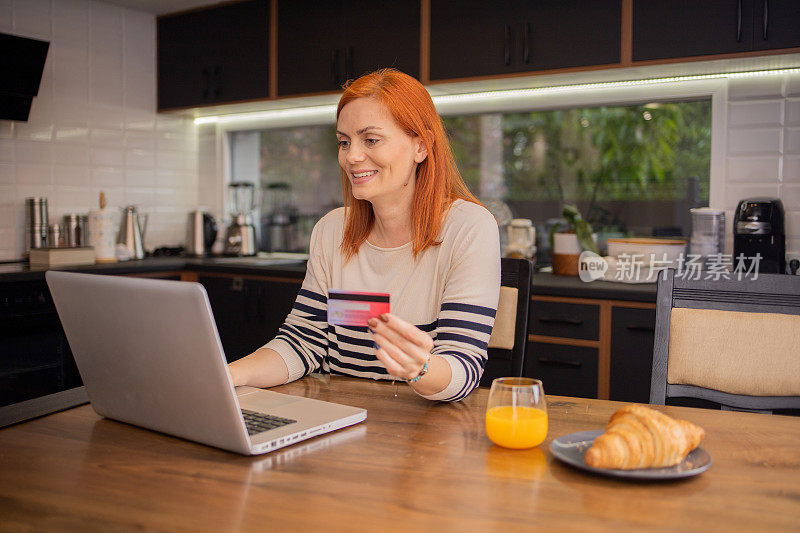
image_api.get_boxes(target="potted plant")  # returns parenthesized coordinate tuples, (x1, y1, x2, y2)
(550, 204, 598, 276)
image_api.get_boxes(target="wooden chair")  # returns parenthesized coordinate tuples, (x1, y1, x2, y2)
(480, 258, 533, 387)
(650, 269, 800, 413)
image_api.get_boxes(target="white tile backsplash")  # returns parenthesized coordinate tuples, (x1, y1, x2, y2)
(0, 0, 197, 260)
(785, 128, 800, 155)
(727, 101, 783, 127)
(785, 157, 800, 183)
(727, 128, 782, 155)
(728, 77, 785, 100)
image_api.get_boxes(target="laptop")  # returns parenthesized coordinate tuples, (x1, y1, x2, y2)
(45, 271, 366, 455)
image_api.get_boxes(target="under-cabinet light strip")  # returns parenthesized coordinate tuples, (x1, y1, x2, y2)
(194, 67, 800, 125)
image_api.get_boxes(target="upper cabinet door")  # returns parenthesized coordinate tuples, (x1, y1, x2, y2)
(277, 2, 344, 96)
(158, 0, 269, 110)
(632, 0, 755, 61)
(277, 0, 420, 97)
(753, 0, 800, 51)
(430, 0, 621, 82)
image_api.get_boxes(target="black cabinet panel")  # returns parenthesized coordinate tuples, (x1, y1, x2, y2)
(278, 0, 419, 96)
(609, 306, 655, 403)
(158, 0, 269, 109)
(524, 342, 598, 399)
(753, 0, 800, 50)
(198, 276, 301, 363)
(633, 0, 755, 61)
(530, 300, 599, 340)
(430, 0, 620, 81)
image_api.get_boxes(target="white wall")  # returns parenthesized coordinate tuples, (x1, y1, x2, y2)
(0, 0, 199, 261)
(723, 75, 800, 260)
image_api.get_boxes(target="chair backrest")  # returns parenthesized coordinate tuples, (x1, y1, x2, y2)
(650, 269, 800, 412)
(480, 258, 533, 387)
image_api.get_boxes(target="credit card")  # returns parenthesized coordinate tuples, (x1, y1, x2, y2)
(327, 290, 390, 327)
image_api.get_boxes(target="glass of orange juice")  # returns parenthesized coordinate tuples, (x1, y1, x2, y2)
(486, 377, 548, 449)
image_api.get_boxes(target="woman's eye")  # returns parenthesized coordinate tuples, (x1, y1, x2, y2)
(364, 138, 379, 146)
(337, 139, 349, 149)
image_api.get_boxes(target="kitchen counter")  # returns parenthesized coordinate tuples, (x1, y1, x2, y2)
(1, 257, 657, 302)
(0, 256, 308, 283)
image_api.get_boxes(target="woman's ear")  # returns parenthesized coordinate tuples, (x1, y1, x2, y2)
(414, 131, 431, 163)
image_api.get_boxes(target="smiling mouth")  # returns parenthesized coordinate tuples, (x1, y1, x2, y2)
(352, 170, 377, 183)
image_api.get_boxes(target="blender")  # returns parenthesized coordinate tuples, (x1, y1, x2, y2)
(223, 182, 257, 256)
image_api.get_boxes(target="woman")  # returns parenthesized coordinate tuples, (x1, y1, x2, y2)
(229, 69, 500, 401)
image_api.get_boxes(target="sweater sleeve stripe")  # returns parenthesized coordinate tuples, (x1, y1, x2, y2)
(437, 318, 494, 335)
(274, 333, 313, 375)
(299, 288, 327, 304)
(436, 332, 489, 351)
(441, 302, 496, 318)
(280, 324, 328, 351)
(292, 301, 327, 320)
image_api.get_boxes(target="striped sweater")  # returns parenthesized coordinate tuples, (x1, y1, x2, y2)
(264, 199, 501, 401)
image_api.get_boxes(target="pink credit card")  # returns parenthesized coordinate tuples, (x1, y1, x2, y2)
(328, 290, 390, 327)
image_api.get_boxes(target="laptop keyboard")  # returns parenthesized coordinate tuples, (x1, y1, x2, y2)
(241, 409, 297, 436)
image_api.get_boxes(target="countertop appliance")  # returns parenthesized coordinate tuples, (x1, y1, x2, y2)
(0, 279, 87, 428)
(187, 210, 218, 257)
(224, 182, 257, 256)
(734, 197, 785, 274)
(261, 182, 299, 253)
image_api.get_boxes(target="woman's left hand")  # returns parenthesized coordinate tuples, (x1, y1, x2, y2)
(368, 313, 433, 381)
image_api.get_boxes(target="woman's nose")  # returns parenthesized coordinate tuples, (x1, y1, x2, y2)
(346, 144, 366, 163)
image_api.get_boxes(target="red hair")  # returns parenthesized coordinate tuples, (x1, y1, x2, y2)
(336, 68, 481, 260)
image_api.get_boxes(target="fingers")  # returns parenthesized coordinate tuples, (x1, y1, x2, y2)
(368, 313, 432, 380)
(370, 313, 434, 353)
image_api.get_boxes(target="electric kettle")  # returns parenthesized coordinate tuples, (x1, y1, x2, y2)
(187, 210, 218, 256)
(117, 206, 148, 260)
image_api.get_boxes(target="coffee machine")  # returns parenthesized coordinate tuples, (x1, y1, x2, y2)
(223, 182, 257, 256)
(733, 197, 785, 274)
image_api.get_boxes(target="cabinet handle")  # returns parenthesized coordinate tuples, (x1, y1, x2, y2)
(523, 22, 531, 64)
(763, 0, 769, 40)
(626, 324, 655, 332)
(504, 24, 512, 66)
(736, 0, 742, 42)
(538, 316, 583, 326)
(346, 46, 354, 82)
(331, 49, 340, 87)
(537, 357, 582, 368)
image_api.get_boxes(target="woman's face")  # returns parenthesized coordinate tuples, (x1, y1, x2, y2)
(336, 97, 427, 205)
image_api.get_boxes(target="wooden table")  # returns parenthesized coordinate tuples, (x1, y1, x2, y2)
(1, 377, 798, 531)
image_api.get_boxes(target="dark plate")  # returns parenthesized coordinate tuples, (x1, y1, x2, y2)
(550, 430, 712, 480)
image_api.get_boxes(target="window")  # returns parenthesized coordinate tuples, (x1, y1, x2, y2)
(443, 99, 712, 259)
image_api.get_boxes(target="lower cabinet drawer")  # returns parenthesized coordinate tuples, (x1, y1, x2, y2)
(523, 342, 598, 399)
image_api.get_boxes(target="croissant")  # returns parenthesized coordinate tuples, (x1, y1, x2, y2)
(584, 404, 705, 470)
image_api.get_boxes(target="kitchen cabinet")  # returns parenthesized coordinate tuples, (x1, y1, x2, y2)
(198, 274, 301, 362)
(277, 0, 420, 96)
(609, 306, 656, 403)
(633, 0, 800, 61)
(525, 342, 599, 398)
(429, 0, 621, 81)
(525, 294, 656, 400)
(157, 0, 269, 110)
(753, 0, 800, 51)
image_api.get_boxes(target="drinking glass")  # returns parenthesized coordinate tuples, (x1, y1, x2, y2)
(486, 377, 548, 449)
